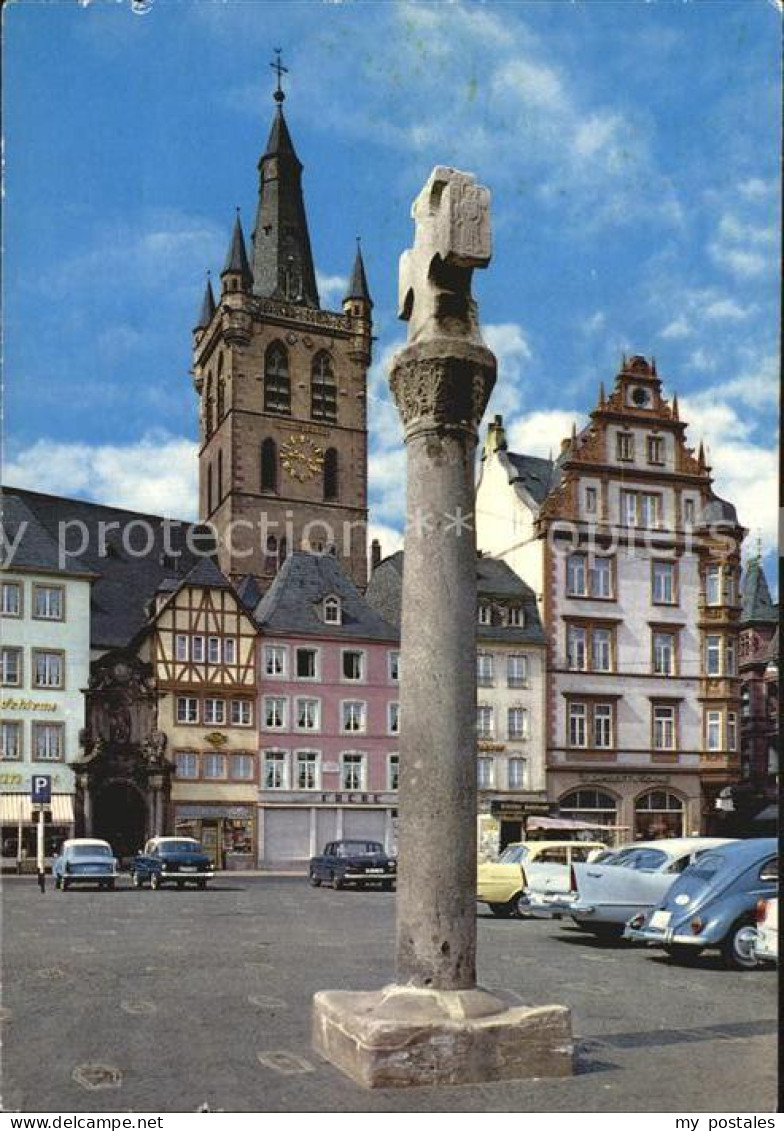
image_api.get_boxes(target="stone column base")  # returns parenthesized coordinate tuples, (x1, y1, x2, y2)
(312, 984, 573, 1088)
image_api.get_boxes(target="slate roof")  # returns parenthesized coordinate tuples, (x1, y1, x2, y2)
(503, 452, 559, 504)
(698, 495, 739, 527)
(345, 244, 372, 306)
(235, 574, 263, 612)
(264, 105, 300, 162)
(741, 557, 778, 625)
(1, 493, 95, 578)
(1, 486, 217, 651)
(222, 212, 253, 288)
(254, 551, 398, 641)
(194, 276, 216, 330)
(365, 550, 546, 645)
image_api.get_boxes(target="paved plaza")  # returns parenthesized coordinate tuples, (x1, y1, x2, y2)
(2, 876, 777, 1113)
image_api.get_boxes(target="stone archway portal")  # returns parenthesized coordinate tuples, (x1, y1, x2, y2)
(93, 782, 147, 860)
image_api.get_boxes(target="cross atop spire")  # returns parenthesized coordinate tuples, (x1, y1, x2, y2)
(270, 48, 288, 104)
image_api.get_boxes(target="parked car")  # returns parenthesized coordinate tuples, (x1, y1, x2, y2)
(309, 840, 396, 890)
(477, 840, 607, 918)
(129, 836, 214, 890)
(625, 838, 778, 969)
(751, 897, 778, 966)
(52, 838, 119, 891)
(533, 837, 737, 940)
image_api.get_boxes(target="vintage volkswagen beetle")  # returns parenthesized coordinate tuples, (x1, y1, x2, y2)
(129, 836, 214, 890)
(52, 838, 119, 891)
(624, 838, 778, 969)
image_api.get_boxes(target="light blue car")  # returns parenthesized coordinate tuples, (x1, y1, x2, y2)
(624, 838, 778, 970)
(52, 838, 119, 891)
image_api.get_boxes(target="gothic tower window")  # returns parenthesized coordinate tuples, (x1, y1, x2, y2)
(217, 450, 223, 503)
(311, 351, 337, 422)
(217, 380, 225, 421)
(261, 438, 278, 493)
(207, 463, 214, 514)
(264, 342, 291, 414)
(204, 375, 214, 438)
(324, 448, 339, 501)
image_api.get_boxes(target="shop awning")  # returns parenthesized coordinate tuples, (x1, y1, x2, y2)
(0, 794, 74, 825)
(527, 816, 608, 832)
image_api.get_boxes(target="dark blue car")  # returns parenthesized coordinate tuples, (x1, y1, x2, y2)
(129, 836, 214, 890)
(625, 838, 778, 970)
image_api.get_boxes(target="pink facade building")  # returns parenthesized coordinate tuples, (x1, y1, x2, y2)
(254, 552, 400, 865)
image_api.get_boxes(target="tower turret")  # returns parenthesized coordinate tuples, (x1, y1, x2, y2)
(221, 210, 253, 295)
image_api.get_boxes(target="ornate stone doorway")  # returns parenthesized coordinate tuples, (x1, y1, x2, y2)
(93, 781, 147, 859)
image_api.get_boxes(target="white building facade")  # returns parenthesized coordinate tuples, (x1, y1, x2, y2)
(476, 355, 744, 840)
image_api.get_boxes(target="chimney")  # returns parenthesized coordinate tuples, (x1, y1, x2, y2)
(371, 539, 382, 571)
(483, 414, 507, 458)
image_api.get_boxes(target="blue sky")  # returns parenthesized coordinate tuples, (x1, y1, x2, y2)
(3, 0, 780, 579)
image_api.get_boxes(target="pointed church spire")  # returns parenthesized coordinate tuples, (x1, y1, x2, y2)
(697, 440, 706, 470)
(194, 273, 216, 331)
(221, 210, 253, 291)
(598, 380, 606, 407)
(251, 53, 320, 309)
(344, 239, 373, 306)
(671, 392, 679, 420)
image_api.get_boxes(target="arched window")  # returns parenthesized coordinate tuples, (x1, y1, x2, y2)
(324, 448, 338, 501)
(634, 790, 684, 840)
(264, 535, 278, 575)
(264, 342, 290, 414)
(217, 450, 223, 503)
(217, 379, 225, 421)
(559, 789, 618, 841)
(323, 596, 341, 624)
(311, 351, 337, 422)
(206, 463, 214, 515)
(261, 438, 277, 493)
(204, 375, 214, 438)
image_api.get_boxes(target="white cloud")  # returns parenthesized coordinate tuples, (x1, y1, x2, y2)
(4, 432, 198, 520)
(708, 212, 777, 279)
(368, 447, 407, 528)
(316, 271, 348, 307)
(702, 298, 751, 321)
(505, 409, 581, 460)
(581, 311, 607, 335)
(737, 177, 774, 201)
(367, 522, 404, 561)
(483, 322, 533, 420)
(661, 316, 691, 340)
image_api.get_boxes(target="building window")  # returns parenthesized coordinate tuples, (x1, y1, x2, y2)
(706, 710, 722, 751)
(508, 605, 524, 627)
(296, 751, 320, 790)
(622, 491, 661, 528)
(32, 651, 64, 689)
(311, 351, 337, 422)
(567, 625, 587, 670)
(192, 636, 205, 662)
(476, 705, 494, 739)
(342, 701, 366, 733)
(725, 637, 737, 675)
(231, 754, 255, 781)
(264, 697, 287, 729)
(175, 750, 199, 779)
(634, 790, 684, 839)
(296, 648, 318, 679)
(593, 704, 613, 748)
(507, 654, 528, 687)
(507, 706, 530, 741)
(296, 698, 320, 731)
(264, 342, 291, 414)
(32, 722, 64, 761)
(585, 486, 597, 514)
(559, 788, 617, 830)
(705, 565, 721, 606)
(508, 757, 528, 789)
(616, 432, 635, 461)
(653, 631, 677, 676)
(741, 686, 750, 718)
(342, 650, 365, 681)
(727, 712, 738, 752)
(1, 648, 22, 687)
(477, 757, 494, 789)
(175, 635, 189, 662)
(0, 721, 22, 761)
(341, 753, 365, 791)
(324, 596, 341, 624)
(725, 568, 737, 607)
(261, 438, 278, 493)
(203, 698, 225, 725)
(207, 637, 221, 664)
(566, 554, 586, 596)
(684, 498, 696, 526)
(231, 699, 253, 726)
(567, 554, 613, 598)
(264, 645, 287, 677)
(224, 638, 237, 664)
(387, 754, 399, 791)
(176, 696, 198, 724)
(591, 628, 612, 672)
(389, 651, 400, 682)
(478, 604, 492, 625)
(568, 702, 587, 747)
(653, 705, 677, 750)
(652, 561, 676, 605)
(264, 751, 288, 789)
(477, 652, 494, 687)
(388, 702, 400, 734)
(647, 435, 665, 464)
(323, 448, 339, 502)
(705, 635, 722, 676)
(1, 582, 21, 617)
(590, 558, 613, 598)
(33, 585, 64, 621)
(566, 624, 614, 672)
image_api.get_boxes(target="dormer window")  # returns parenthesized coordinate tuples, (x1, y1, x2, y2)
(323, 596, 341, 625)
(508, 606, 524, 627)
(478, 604, 492, 626)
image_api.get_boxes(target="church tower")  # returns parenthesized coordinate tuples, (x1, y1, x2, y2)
(192, 64, 371, 588)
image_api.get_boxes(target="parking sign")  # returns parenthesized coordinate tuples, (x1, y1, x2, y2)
(31, 775, 52, 805)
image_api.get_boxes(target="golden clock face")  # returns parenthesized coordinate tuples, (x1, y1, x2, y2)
(280, 434, 325, 482)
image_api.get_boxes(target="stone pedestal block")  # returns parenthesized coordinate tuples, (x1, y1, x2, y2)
(312, 985, 573, 1088)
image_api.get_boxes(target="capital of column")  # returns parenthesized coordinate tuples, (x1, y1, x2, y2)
(388, 339, 496, 439)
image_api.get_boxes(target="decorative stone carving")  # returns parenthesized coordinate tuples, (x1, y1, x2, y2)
(389, 354, 495, 431)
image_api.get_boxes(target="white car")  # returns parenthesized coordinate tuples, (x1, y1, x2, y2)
(751, 897, 778, 965)
(532, 837, 737, 940)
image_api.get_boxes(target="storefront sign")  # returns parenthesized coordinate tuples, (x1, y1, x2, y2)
(0, 697, 58, 713)
(0, 772, 63, 789)
(491, 800, 553, 820)
(175, 804, 253, 819)
(477, 741, 505, 752)
(577, 773, 668, 785)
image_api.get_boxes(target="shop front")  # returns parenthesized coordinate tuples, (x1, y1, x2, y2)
(549, 769, 703, 845)
(173, 803, 256, 870)
(258, 795, 398, 868)
(0, 789, 75, 871)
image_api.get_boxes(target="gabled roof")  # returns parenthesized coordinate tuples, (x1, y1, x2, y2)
(365, 550, 545, 644)
(178, 556, 234, 591)
(741, 557, 778, 625)
(503, 452, 560, 505)
(254, 551, 398, 641)
(1, 487, 216, 650)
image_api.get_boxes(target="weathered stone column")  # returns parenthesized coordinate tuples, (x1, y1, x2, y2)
(312, 167, 573, 1088)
